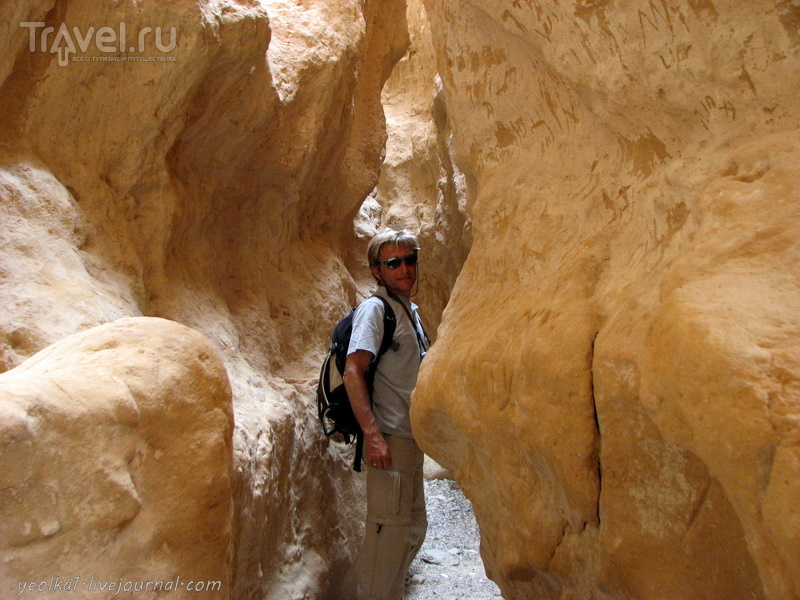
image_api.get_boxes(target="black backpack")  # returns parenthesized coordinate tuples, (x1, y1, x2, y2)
(316, 295, 396, 471)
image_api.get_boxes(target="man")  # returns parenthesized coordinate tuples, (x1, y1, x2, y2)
(343, 228, 429, 600)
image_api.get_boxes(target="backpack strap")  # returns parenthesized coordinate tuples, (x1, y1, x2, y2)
(353, 432, 364, 472)
(374, 295, 397, 359)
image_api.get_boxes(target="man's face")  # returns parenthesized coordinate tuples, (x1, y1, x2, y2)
(371, 243, 418, 297)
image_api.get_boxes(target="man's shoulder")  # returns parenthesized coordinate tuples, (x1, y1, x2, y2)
(353, 293, 392, 324)
(358, 288, 397, 310)
(357, 293, 386, 311)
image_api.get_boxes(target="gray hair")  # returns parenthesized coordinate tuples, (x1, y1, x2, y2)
(367, 228, 420, 267)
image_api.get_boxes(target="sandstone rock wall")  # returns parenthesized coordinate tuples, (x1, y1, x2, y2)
(7, 0, 798, 598)
(412, 2, 800, 599)
(0, 1, 430, 598)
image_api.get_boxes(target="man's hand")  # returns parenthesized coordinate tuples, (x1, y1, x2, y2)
(364, 429, 392, 470)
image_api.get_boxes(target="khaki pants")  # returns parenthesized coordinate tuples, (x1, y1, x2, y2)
(356, 435, 427, 600)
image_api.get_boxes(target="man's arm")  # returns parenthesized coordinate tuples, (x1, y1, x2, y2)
(343, 349, 392, 470)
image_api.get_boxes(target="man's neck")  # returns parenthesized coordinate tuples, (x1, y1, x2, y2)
(381, 286, 411, 304)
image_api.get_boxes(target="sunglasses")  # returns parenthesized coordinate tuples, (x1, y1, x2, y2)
(377, 252, 419, 269)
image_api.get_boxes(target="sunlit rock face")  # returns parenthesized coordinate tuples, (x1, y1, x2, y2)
(374, 0, 472, 323)
(0, 318, 233, 598)
(0, 0, 411, 598)
(412, 2, 800, 599)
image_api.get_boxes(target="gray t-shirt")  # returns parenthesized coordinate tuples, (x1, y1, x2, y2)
(347, 287, 428, 439)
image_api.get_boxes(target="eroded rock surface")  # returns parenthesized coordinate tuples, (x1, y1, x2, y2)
(0, 317, 233, 598)
(0, 1, 420, 598)
(5, 0, 797, 598)
(412, 2, 800, 599)
(375, 0, 471, 320)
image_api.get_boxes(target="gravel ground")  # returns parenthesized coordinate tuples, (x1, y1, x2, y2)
(406, 479, 502, 600)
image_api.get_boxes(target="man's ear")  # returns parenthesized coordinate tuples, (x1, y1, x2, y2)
(371, 266, 384, 285)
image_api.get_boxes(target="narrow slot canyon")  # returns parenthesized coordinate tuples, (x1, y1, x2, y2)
(1, 1, 799, 600)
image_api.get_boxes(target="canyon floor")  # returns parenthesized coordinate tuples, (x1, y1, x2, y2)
(406, 478, 502, 600)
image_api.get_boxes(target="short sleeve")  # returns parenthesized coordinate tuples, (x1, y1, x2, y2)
(347, 297, 385, 358)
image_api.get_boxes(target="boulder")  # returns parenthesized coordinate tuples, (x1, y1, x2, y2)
(0, 317, 233, 598)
